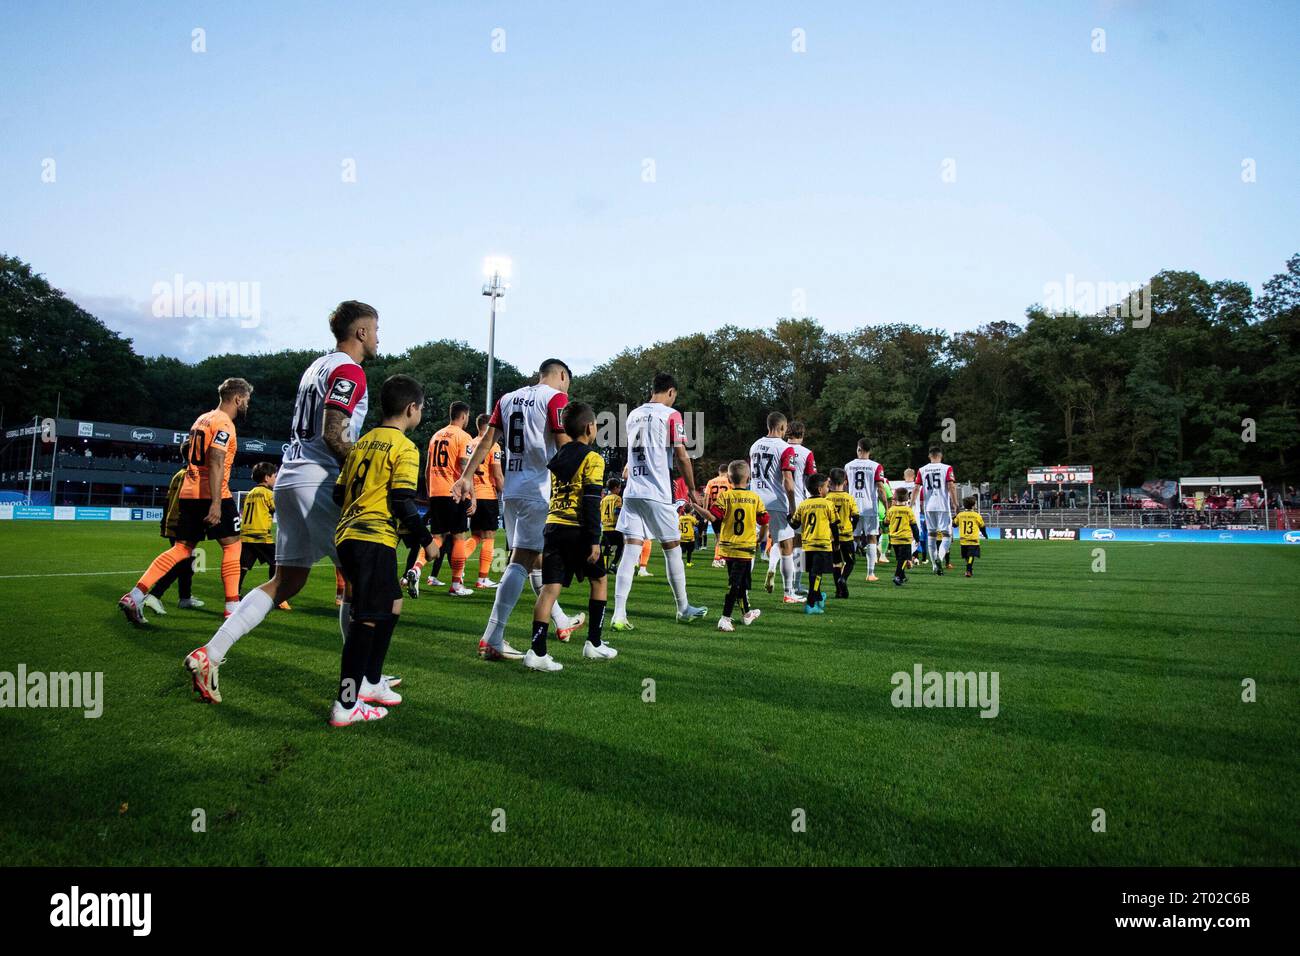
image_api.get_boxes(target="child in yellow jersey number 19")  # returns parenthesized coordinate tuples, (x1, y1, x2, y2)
(328, 375, 438, 728)
(789, 473, 841, 614)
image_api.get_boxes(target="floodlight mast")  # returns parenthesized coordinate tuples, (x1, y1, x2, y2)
(481, 257, 511, 413)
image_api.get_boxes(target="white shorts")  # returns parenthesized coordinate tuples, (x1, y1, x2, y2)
(502, 497, 549, 553)
(766, 509, 796, 544)
(925, 509, 953, 534)
(856, 509, 881, 537)
(274, 480, 341, 568)
(615, 497, 681, 542)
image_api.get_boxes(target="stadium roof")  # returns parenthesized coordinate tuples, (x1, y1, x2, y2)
(1179, 476, 1263, 488)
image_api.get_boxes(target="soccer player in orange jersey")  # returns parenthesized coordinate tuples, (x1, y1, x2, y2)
(406, 401, 475, 597)
(464, 412, 504, 589)
(120, 378, 253, 625)
(703, 462, 732, 567)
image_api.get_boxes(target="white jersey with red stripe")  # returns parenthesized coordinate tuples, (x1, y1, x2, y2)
(749, 435, 796, 514)
(917, 461, 956, 515)
(278, 351, 369, 488)
(845, 457, 885, 515)
(623, 401, 686, 503)
(788, 443, 817, 505)
(488, 383, 568, 501)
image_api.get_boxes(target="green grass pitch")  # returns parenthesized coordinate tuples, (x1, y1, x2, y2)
(1, 522, 1296, 866)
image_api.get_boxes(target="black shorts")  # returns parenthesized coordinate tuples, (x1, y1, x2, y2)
(894, 543, 914, 565)
(240, 542, 276, 568)
(835, 540, 855, 564)
(336, 539, 402, 621)
(725, 557, 753, 591)
(600, 530, 624, 572)
(175, 498, 240, 542)
(469, 497, 500, 533)
(804, 550, 834, 578)
(960, 544, 981, 559)
(541, 525, 606, 587)
(426, 495, 470, 536)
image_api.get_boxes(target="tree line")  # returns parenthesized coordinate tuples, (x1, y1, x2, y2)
(3, 252, 1297, 487)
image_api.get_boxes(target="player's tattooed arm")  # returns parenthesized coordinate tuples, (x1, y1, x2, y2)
(323, 408, 354, 464)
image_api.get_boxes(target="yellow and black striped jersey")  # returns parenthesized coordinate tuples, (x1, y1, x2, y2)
(954, 510, 985, 546)
(826, 490, 859, 542)
(792, 496, 839, 552)
(240, 485, 276, 543)
(678, 512, 697, 540)
(886, 504, 917, 544)
(547, 444, 605, 533)
(334, 426, 420, 548)
(600, 492, 622, 532)
(711, 488, 767, 559)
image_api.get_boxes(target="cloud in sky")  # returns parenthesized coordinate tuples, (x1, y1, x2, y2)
(70, 291, 273, 360)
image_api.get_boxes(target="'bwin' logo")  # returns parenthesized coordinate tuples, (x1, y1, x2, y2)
(50, 886, 151, 936)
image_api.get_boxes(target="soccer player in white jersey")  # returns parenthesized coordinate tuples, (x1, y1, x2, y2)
(844, 438, 889, 582)
(184, 301, 379, 702)
(609, 372, 708, 629)
(750, 411, 801, 602)
(451, 359, 585, 661)
(784, 420, 817, 593)
(914, 445, 959, 574)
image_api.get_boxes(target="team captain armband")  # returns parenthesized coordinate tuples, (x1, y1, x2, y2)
(324, 363, 367, 413)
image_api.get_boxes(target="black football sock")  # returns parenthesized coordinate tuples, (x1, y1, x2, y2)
(404, 545, 420, 574)
(966, 555, 974, 575)
(531, 619, 549, 657)
(178, 559, 194, 600)
(431, 552, 445, 577)
(741, 589, 750, 613)
(723, 586, 738, 618)
(364, 616, 398, 685)
(339, 619, 375, 706)
(587, 599, 606, 646)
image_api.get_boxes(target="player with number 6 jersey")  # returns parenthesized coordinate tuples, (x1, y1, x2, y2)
(452, 359, 586, 661)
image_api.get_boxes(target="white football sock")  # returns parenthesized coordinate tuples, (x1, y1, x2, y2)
(663, 546, 689, 613)
(484, 562, 528, 648)
(781, 554, 796, 595)
(767, 541, 780, 573)
(793, 547, 804, 589)
(867, 542, 877, 575)
(205, 588, 273, 662)
(613, 545, 640, 620)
